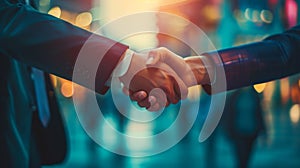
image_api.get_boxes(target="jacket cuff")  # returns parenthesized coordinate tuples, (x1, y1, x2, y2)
(95, 42, 129, 94)
(201, 51, 227, 95)
(202, 41, 284, 94)
(201, 43, 259, 94)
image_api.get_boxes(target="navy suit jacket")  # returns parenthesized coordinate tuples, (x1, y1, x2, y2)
(203, 25, 300, 93)
(0, 0, 128, 167)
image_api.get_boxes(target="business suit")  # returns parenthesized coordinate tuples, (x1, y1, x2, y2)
(202, 25, 300, 93)
(0, 0, 128, 167)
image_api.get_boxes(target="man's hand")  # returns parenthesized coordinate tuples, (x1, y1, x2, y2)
(130, 47, 214, 110)
(119, 51, 188, 111)
(146, 47, 212, 86)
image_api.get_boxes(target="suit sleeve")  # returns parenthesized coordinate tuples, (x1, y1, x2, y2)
(0, 2, 129, 94)
(202, 25, 300, 94)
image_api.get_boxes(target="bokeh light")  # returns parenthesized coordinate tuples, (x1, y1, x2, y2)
(75, 12, 93, 27)
(202, 5, 221, 22)
(290, 104, 300, 124)
(260, 10, 273, 23)
(99, 0, 158, 50)
(244, 8, 251, 21)
(291, 82, 300, 103)
(254, 83, 267, 93)
(48, 6, 61, 18)
(252, 10, 260, 23)
(49, 75, 57, 88)
(234, 9, 247, 23)
(61, 81, 74, 98)
(285, 0, 298, 27)
(280, 78, 290, 104)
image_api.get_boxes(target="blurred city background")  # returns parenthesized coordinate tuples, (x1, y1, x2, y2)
(39, 0, 300, 167)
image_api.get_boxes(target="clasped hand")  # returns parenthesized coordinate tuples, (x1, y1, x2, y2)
(119, 47, 211, 111)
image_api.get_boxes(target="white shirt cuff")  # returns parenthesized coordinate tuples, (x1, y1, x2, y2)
(105, 49, 135, 86)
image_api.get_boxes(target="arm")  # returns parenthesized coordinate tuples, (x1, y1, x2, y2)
(0, 2, 128, 94)
(0, 1, 188, 111)
(131, 25, 300, 109)
(202, 25, 300, 93)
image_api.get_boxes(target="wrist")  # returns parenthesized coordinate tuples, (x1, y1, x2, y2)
(113, 49, 135, 77)
(184, 56, 214, 86)
(105, 49, 134, 87)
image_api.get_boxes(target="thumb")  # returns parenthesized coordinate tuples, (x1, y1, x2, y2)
(146, 50, 161, 65)
(148, 48, 187, 75)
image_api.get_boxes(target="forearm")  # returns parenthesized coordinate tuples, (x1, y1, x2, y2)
(183, 56, 212, 87)
(0, 3, 128, 94)
(200, 25, 300, 94)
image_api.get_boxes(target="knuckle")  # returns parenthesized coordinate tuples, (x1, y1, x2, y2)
(138, 100, 150, 108)
(149, 50, 159, 58)
(158, 47, 166, 50)
(159, 47, 168, 53)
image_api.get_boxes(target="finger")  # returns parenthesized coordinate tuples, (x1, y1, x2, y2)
(149, 48, 188, 79)
(162, 72, 188, 102)
(149, 95, 171, 107)
(152, 95, 171, 107)
(130, 91, 148, 102)
(147, 102, 161, 112)
(172, 75, 188, 100)
(122, 87, 130, 96)
(164, 86, 178, 105)
(167, 94, 179, 105)
(149, 88, 171, 107)
(164, 56, 187, 77)
(137, 99, 151, 109)
(147, 50, 161, 65)
(137, 95, 164, 110)
(148, 95, 157, 105)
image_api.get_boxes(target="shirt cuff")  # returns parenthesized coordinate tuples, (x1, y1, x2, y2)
(105, 49, 134, 86)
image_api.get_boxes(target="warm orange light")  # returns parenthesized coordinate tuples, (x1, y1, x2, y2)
(202, 5, 221, 22)
(290, 104, 300, 124)
(49, 75, 57, 88)
(75, 12, 93, 27)
(280, 78, 290, 105)
(61, 82, 74, 98)
(298, 79, 300, 88)
(263, 82, 275, 102)
(148, 0, 190, 7)
(253, 83, 266, 93)
(291, 83, 300, 103)
(48, 6, 61, 18)
(100, 0, 158, 49)
(59, 10, 76, 24)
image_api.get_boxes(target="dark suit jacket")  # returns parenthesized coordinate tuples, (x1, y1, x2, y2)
(202, 25, 300, 93)
(0, 0, 128, 167)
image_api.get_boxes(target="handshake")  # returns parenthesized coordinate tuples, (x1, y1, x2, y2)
(117, 47, 215, 111)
